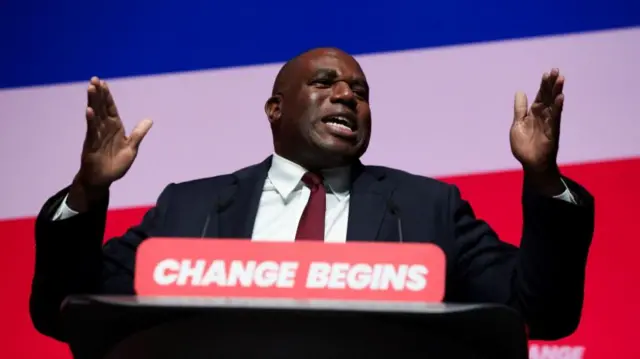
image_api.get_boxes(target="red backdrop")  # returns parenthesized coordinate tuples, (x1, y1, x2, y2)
(2, 157, 638, 358)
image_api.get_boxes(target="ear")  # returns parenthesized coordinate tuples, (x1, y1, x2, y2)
(265, 95, 282, 125)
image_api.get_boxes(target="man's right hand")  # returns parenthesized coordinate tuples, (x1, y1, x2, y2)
(67, 77, 153, 213)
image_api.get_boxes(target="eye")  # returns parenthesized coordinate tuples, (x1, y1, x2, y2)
(352, 86, 369, 100)
(310, 78, 332, 87)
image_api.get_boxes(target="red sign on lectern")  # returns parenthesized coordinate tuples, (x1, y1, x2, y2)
(135, 238, 446, 303)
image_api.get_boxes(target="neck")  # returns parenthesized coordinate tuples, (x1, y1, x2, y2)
(274, 149, 353, 172)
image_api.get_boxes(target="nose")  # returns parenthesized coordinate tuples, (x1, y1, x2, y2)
(330, 81, 357, 109)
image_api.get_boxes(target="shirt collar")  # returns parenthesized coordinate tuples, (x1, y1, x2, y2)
(267, 153, 351, 202)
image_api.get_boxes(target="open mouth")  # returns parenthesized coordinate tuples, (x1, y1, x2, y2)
(321, 114, 358, 135)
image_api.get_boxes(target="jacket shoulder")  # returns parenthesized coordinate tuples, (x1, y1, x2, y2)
(171, 173, 235, 192)
(366, 165, 454, 193)
(165, 161, 264, 197)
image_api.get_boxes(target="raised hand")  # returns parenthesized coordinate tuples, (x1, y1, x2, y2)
(77, 76, 153, 187)
(510, 69, 565, 194)
(68, 77, 153, 211)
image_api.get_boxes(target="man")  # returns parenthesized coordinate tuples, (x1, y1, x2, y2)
(30, 48, 594, 343)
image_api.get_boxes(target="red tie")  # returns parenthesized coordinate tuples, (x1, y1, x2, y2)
(295, 172, 325, 241)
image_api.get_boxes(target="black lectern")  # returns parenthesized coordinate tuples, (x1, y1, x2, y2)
(61, 295, 529, 359)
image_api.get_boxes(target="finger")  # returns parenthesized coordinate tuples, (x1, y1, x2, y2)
(128, 119, 153, 149)
(551, 74, 564, 99)
(534, 69, 559, 105)
(85, 106, 96, 124)
(101, 80, 120, 118)
(89, 77, 108, 120)
(513, 91, 528, 122)
(83, 107, 100, 151)
(97, 80, 110, 119)
(550, 74, 564, 125)
(85, 106, 96, 132)
(533, 72, 549, 104)
(545, 68, 560, 104)
(87, 78, 101, 118)
(550, 94, 564, 129)
(530, 103, 546, 119)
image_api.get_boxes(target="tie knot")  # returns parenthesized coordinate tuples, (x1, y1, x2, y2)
(301, 172, 323, 189)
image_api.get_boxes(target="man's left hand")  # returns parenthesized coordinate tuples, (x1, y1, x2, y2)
(510, 68, 566, 196)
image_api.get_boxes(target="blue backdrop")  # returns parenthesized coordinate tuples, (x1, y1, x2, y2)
(2, 0, 639, 88)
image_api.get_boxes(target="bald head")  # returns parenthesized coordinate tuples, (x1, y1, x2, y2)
(271, 56, 296, 96)
(265, 47, 372, 170)
(271, 47, 362, 96)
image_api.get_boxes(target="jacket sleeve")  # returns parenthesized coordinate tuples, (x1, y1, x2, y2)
(447, 176, 595, 340)
(29, 184, 175, 342)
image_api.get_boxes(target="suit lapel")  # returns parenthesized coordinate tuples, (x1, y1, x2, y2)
(346, 163, 396, 242)
(205, 157, 271, 239)
(204, 157, 396, 242)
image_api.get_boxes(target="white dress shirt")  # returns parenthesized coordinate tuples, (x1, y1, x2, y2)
(250, 154, 351, 242)
(52, 154, 576, 243)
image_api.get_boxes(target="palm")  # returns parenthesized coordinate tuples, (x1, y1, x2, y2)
(510, 69, 564, 174)
(78, 77, 153, 187)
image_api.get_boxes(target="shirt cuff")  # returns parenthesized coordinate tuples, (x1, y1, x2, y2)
(51, 194, 79, 220)
(552, 178, 577, 204)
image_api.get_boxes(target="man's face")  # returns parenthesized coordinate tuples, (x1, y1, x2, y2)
(271, 49, 372, 169)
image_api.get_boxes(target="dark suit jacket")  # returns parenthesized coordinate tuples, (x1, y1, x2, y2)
(30, 157, 594, 342)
